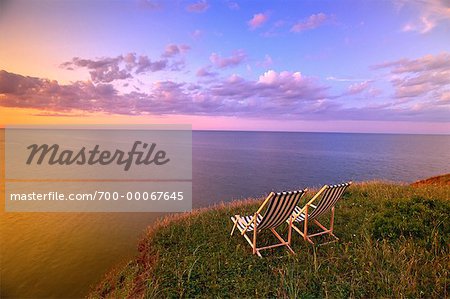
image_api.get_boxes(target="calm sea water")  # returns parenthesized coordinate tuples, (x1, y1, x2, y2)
(1, 131, 450, 298)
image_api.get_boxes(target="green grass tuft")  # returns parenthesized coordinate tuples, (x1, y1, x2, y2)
(89, 182, 450, 298)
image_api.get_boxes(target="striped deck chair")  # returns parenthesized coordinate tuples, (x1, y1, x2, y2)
(290, 182, 352, 245)
(230, 189, 307, 257)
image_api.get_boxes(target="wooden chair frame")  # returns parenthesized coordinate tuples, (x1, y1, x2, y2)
(291, 183, 351, 245)
(230, 191, 305, 257)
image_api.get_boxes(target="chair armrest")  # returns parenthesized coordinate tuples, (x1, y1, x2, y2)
(239, 213, 258, 235)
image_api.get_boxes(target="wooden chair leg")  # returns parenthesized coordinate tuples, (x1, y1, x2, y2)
(230, 221, 237, 236)
(252, 228, 257, 255)
(303, 205, 309, 241)
(288, 219, 292, 244)
(330, 206, 335, 233)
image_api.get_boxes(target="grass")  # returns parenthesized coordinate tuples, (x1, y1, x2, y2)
(89, 180, 450, 298)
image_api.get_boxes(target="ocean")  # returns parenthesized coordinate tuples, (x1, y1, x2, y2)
(1, 130, 449, 298)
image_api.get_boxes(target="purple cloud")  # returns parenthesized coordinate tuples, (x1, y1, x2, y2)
(0, 69, 327, 117)
(291, 13, 329, 33)
(134, 55, 167, 73)
(60, 49, 193, 82)
(162, 44, 190, 58)
(0, 70, 118, 112)
(1, 68, 448, 122)
(60, 56, 132, 83)
(209, 50, 246, 68)
(346, 81, 370, 95)
(196, 66, 217, 77)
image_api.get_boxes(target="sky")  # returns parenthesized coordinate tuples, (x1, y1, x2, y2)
(0, 0, 449, 133)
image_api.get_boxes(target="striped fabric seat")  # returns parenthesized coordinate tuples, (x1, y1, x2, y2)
(230, 214, 263, 232)
(230, 189, 307, 257)
(290, 182, 352, 245)
(292, 206, 306, 223)
(258, 191, 306, 230)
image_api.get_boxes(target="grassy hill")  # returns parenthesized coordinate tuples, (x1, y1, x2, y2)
(411, 173, 450, 187)
(89, 180, 449, 298)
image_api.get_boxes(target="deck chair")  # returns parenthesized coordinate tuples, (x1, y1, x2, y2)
(230, 189, 307, 257)
(290, 182, 352, 245)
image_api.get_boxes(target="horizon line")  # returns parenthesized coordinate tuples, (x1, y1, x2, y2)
(0, 127, 448, 136)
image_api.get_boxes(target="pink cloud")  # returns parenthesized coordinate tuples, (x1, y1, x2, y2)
(291, 13, 329, 32)
(248, 13, 269, 30)
(374, 52, 450, 101)
(209, 50, 246, 68)
(346, 81, 370, 95)
(138, 0, 162, 10)
(375, 52, 450, 73)
(400, 0, 450, 34)
(191, 29, 203, 39)
(162, 44, 190, 58)
(196, 66, 217, 77)
(186, 0, 209, 13)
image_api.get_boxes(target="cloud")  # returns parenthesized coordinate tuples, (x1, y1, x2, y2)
(326, 76, 370, 82)
(60, 56, 132, 83)
(227, 1, 239, 10)
(373, 52, 450, 102)
(256, 54, 273, 67)
(400, 0, 450, 33)
(2, 67, 448, 122)
(0, 70, 119, 112)
(438, 90, 450, 104)
(346, 81, 370, 95)
(186, 0, 209, 13)
(248, 13, 269, 30)
(374, 52, 450, 73)
(134, 55, 167, 73)
(202, 70, 330, 117)
(138, 0, 162, 10)
(60, 47, 191, 82)
(209, 50, 246, 68)
(61, 54, 168, 82)
(291, 13, 329, 32)
(191, 29, 203, 39)
(196, 66, 217, 77)
(0, 69, 328, 117)
(162, 44, 190, 58)
(261, 20, 286, 37)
